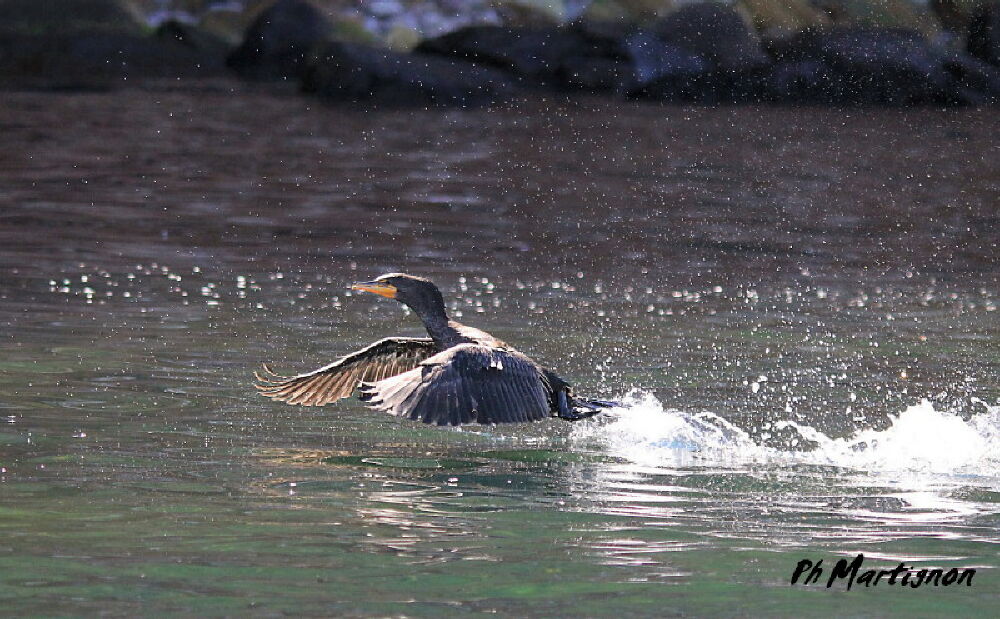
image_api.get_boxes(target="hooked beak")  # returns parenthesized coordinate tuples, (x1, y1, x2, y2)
(351, 280, 397, 299)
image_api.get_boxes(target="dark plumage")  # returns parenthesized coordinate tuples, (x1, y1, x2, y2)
(255, 273, 612, 425)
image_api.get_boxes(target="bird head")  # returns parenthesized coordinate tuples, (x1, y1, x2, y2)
(351, 273, 446, 316)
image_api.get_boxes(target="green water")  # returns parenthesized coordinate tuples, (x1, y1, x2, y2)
(0, 91, 997, 616)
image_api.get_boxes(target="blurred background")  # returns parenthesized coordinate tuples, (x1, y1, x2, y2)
(1, 0, 999, 104)
(1, 1, 998, 616)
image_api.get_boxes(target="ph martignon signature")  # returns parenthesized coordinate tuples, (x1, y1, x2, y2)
(791, 554, 975, 590)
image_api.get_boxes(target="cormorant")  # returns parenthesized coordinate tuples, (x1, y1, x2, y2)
(255, 273, 613, 425)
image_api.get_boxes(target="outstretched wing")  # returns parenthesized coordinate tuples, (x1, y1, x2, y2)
(255, 337, 438, 406)
(359, 344, 551, 425)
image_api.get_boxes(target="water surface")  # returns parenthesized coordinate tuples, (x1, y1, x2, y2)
(1, 89, 998, 616)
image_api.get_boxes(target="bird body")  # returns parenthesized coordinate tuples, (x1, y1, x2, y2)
(255, 273, 611, 425)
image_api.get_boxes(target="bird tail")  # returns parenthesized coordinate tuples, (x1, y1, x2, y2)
(557, 394, 620, 422)
(581, 398, 619, 409)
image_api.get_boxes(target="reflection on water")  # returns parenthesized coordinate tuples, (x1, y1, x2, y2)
(0, 90, 997, 615)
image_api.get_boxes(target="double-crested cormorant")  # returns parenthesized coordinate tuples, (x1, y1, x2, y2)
(255, 273, 612, 425)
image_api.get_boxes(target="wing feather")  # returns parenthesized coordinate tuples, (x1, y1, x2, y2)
(358, 344, 551, 425)
(307, 373, 338, 406)
(484, 374, 510, 423)
(256, 337, 438, 406)
(507, 382, 527, 424)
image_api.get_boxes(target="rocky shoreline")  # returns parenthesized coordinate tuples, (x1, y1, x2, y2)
(2, 0, 998, 106)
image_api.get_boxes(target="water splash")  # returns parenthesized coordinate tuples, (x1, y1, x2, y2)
(572, 392, 1000, 478)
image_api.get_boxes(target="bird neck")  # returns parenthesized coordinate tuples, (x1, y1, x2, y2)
(412, 303, 462, 348)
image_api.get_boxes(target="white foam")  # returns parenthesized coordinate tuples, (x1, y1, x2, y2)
(571, 392, 1000, 479)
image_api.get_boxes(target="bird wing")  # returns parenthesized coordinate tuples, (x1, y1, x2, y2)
(359, 343, 551, 425)
(255, 337, 438, 406)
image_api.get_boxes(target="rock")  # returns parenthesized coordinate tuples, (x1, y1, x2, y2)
(0, 0, 228, 88)
(765, 58, 834, 102)
(330, 16, 383, 47)
(639, 65, 774, 103)
(768, 27, 955, 105)
(384, 24, 421, 52)
(569, 10, 634, 44)
(0, 0, 143, 35)
(968, 0, 1000, 66)
(353, 0, 500, 43)
(416, 8, 770, 100)
(622, 28, 709, 89)
(765, 27, 1000, 106)
(810, 0, 943, 40)
(127, 0, 204, 21)
(366, 0, 404, 19)
(651, 2, 769, 71)
(416, 26, 569, 81)
(302, 41, 514, 106)
(198, 9, 257, 46)
(155, 19, 232, 62)
(737, 0, 829, 37)
(579, 0, 676, 27)
(227, 0, 333, 80)
(626, 2, 771, 102)
(494, 0, 564, 27)
(415, 25, 614, 87)
(197, 2, 297, 46)
(931, 0, 979, 33)
(559, 55, 632, 90)
(943, 51, 1000, 103)
(0, 32, 230, 89)
(558, 22, 635, 91)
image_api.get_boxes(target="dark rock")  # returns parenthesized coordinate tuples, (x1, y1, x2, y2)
(623, 29, 710, 90)
(568, 15, 633, 48)
(738, 0, 829, 37)
(968, 0, 1000, 66)
(416, 26, 590, 84)
(629, 3, 773, 102)
(155, 20, 233, 63)
(651, 3, 770, 71)
(765, 59, 834, 103)
(556, 24, 633, 92)
(558, 56, 631, 91)
(768, 27, 956, 105)
(0, 0, 142, 35)
(811, 0, 943, 39)
(302, 41, 514, 107)
(931, 0, 974, 33)
(0, 32, 229, 89)
(943, 52, 1000, 104)
(416, 25, 627, 92)
(639, 66, 774, 104)
(227, 0, 333, 81)
(0, 1, 228, 89)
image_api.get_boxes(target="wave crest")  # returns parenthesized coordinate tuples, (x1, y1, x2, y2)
(571, 393, 1000, 478)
